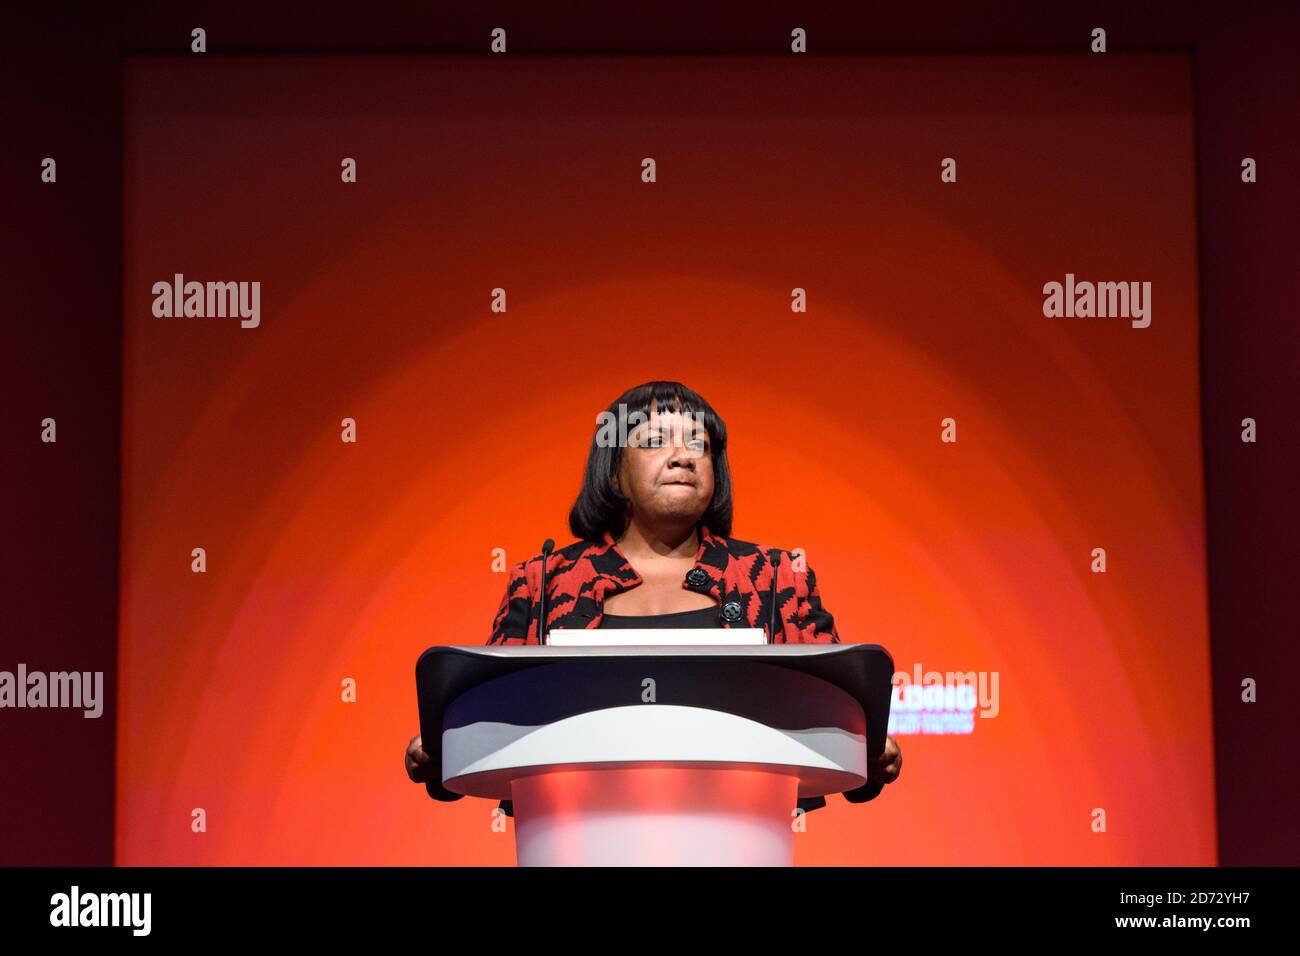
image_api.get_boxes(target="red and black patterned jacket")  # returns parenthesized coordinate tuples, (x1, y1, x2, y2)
(487, 524, 840, 645)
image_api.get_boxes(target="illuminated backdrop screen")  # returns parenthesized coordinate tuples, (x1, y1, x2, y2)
(119, 54, 1213, 864)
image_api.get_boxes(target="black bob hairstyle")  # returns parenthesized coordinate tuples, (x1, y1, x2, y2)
(568, 381, 733, 541)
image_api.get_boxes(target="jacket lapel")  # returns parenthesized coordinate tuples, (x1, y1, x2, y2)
(586, 524, 729, 609)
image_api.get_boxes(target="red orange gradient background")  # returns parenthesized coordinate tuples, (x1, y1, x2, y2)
(118, 55, 1212, 864)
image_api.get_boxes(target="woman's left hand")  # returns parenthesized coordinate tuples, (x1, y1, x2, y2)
(867, 734, 902, 786)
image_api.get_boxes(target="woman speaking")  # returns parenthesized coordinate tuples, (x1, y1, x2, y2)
(405, 381, 902, 802)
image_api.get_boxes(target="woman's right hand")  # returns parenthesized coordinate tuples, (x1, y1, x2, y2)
(405, 733, 436, 783)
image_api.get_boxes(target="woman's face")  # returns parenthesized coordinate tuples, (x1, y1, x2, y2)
(615, 404, 715, 529)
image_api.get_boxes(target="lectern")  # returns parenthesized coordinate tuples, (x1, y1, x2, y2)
(415, 643, 893, 866)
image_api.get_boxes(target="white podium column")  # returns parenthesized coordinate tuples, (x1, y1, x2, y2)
(511, 766, 799, 866)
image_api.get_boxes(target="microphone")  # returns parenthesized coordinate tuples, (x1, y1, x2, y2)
(767, 549, 782, 644)
(499, 538, 553, 818)
(536, 538, 555, 645)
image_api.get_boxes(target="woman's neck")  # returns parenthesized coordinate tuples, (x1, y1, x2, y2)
(616, 519, 699, 560)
